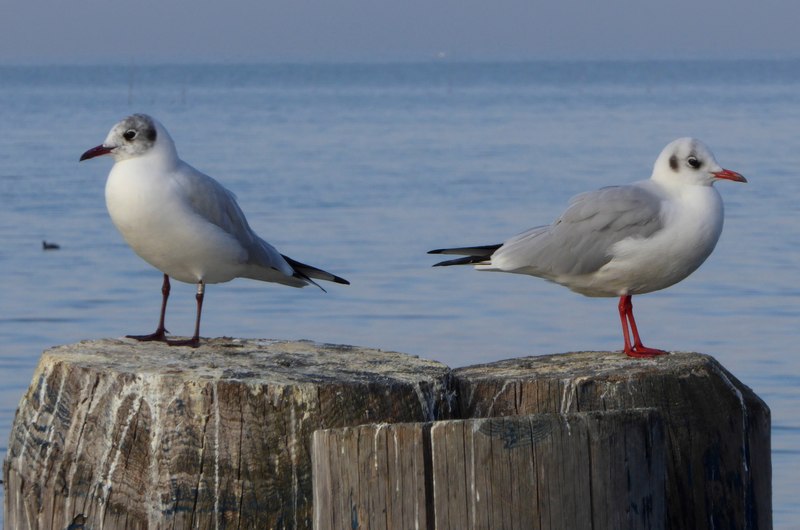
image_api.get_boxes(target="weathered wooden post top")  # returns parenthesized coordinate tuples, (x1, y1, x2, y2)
(3, 338, 452, 529)
(450, 351, 772, 529)
(3, 340, 770, 530)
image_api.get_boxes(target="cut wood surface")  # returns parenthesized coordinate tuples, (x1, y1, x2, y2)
(452, 351, 772, 530)
(313, 409, 666, 530)
(2, 338, 451, 530)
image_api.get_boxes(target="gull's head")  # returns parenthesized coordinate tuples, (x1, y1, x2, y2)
(651, 137, 746, 187)
(80, 114, 175, 163)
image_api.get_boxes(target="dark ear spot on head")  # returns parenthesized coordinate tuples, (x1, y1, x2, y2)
(146, 127, 157, 142)
(669, 154, 679, 171)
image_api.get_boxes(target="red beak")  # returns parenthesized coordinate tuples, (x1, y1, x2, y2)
(79, 145, 113, 161)
(713, 168, 747, 183)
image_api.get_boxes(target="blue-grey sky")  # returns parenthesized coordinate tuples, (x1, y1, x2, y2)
(2, 0, 798, 63)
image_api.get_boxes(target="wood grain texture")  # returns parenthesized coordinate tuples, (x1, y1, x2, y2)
(452, 351, 771, 530)
(2, 338, 452, 529)
(3, 344, 770, 529)
(313, 423, 431, 530)
(312, 410, 665, 530)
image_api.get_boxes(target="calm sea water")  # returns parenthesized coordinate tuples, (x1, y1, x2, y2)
(1, 61, 798, 527)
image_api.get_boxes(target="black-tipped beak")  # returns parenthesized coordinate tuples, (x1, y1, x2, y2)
(79, 144, 113, 161)
(713, 168, 747, 183)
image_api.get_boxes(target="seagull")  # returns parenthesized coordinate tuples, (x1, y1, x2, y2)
(429, 138, 746, 357)
(80, 113, 349, 347)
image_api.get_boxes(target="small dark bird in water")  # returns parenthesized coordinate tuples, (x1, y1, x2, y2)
(42, 240, 60, 250)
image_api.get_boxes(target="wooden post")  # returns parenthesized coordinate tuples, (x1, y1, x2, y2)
(4, 343, 770, 529)
(452, 351, 771, 530)
(313, 422, 432, 530)
(2, 338, 452, 530)
(312, 409, 666, 530)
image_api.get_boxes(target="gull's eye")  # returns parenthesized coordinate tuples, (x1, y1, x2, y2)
(687, 156, 701, 169)
(123, 129, 137, 141)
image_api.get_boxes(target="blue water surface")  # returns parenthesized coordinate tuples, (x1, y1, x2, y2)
(1, 61, 798, 527)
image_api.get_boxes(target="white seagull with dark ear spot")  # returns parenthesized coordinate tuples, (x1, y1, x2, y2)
(81, 113, 349, 347)
(429, 138, 746, 357)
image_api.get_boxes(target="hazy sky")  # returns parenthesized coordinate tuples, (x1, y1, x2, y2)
(2, 0, 798, 63)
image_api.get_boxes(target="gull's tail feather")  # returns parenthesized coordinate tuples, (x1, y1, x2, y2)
(282, 255, 350, 292)
(428, 244, 501, 267)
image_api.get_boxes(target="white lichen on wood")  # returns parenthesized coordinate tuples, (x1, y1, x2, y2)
(4, 338, 451, 530)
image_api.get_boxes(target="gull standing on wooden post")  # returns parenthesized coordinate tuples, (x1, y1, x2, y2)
(429, 138, 746, 357)
(81, 114, 349, 347)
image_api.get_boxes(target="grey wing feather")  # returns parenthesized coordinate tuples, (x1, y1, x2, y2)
(490, 185, 664, 277)
(175, 163, 297, 277)
(176, 164, 349, 288)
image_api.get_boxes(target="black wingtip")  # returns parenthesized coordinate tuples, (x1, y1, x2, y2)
(428, 244, 502, 256)
(328, 274, 350, 286)
(428, 244, 501, 266)
(282, 254, 350, 289)
(431, 256, 486, 267)
(307, 273, 350, 289)
(308, 275, 349, 291)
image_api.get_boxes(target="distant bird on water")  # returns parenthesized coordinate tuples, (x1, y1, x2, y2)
(80, 113, 349, 347)
(42, 240, 60, 250)
(429, 138, 746, 357)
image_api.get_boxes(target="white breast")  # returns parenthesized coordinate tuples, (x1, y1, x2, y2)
(105, 158, 248, 284)
(578, 185, 724, 297)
